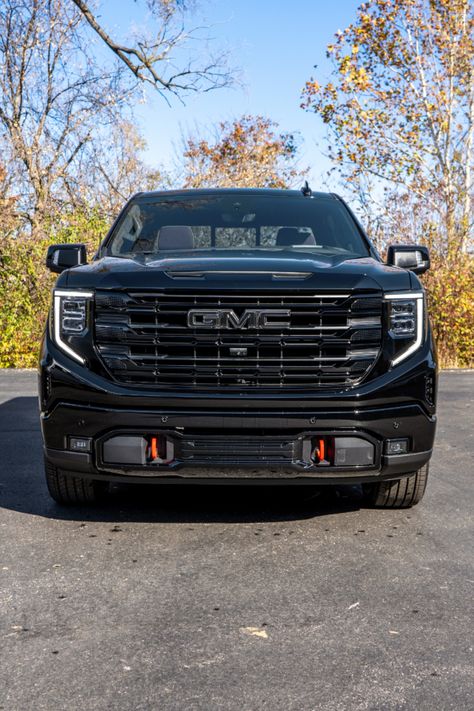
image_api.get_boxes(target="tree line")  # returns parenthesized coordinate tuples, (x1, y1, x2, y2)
(0, 0, 472, 367)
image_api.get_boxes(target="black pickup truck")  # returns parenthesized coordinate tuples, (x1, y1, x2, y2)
(39, 187, 437, 507)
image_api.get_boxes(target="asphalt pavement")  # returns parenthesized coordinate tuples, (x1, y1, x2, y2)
(0, 370, 473, 711)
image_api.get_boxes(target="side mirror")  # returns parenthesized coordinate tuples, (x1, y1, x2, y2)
(386, 244, 430, 275)
(46, 244, 87, 273)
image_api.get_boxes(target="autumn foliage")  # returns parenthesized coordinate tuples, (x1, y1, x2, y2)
(302, 0, 473, 258)
(0, 210, 109, 367)
(182, 116, 303, 189)
(303, 0, 474, 367)
(0, 0, 472, 368)
(423, 255, 474, 367)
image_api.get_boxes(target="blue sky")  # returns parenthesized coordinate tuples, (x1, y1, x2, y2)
(100, 0, 361, 187)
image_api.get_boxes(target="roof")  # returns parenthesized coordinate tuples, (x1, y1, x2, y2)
(133, 188, 335, 200)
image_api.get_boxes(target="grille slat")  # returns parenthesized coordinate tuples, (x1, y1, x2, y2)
(179, 435, 296, 462)
(95, 290, 382, 389)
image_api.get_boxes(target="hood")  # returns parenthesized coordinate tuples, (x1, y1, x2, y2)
(59, 249, 413, 292)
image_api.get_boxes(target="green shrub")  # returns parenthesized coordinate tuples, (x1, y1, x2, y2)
(423, 255, 474, 368)
(0, 210, 108, 367)
(1, 222, 473, 369)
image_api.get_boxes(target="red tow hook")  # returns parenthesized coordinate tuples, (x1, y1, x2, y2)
(150, 436, 158, 460)
(312, 436, 335, 465)
(147, 435, 165, 462)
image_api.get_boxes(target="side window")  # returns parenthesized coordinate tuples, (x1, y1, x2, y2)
(190, 226, 211, 248)
(260, 226, 279, 246)
(322, 208, 360, 251)
(111, 205, 144, 254)
(215, 228, 256, 248)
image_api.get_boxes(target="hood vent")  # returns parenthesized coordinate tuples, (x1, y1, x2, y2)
(165, 270, 312, 280)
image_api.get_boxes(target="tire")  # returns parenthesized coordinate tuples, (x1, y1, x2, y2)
(364, 464, 429, 509)
(44, 458, 107, 506)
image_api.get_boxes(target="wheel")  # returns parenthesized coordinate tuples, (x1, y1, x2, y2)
(364, 464, 429, 509)
(44, 458, 107, 505)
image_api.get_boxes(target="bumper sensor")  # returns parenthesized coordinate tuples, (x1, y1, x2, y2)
(68, 436, 92, 453)
(385, 438, 409, 455)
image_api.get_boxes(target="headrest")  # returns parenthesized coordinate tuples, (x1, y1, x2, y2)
(158, 225, 194, 250)
(276, 227, 316, 247)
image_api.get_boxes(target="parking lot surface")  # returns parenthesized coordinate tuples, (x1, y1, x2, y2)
(0, 370, 473, 711)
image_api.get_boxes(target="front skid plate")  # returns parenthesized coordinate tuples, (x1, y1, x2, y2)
(100, 466, 369, 479)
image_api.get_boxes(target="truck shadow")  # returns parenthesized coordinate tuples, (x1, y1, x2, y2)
(0, 396, 365, 524)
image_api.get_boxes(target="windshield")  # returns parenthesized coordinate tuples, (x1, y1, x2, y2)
(105, 194, 370, 258)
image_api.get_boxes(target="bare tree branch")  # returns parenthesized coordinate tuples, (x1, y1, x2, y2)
(71, 0, 233, 100)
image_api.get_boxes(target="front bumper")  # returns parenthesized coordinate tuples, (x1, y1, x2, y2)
(42, 401, 435, 485)
(40, 332, 437, 485)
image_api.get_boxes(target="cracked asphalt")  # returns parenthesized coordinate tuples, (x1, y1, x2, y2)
(0, 370, 473, 711)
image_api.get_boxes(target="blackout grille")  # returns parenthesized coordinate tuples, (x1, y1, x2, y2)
(178, 434, 297, 463)
(94, 290, 383, 389)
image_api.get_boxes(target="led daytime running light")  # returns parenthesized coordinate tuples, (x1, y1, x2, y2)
(384, 292, 424, 366)
(53, 290, 93, 364)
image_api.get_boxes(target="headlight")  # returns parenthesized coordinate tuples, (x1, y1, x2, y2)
(53, 289, 93, 363)
(384, 292, 424, 366)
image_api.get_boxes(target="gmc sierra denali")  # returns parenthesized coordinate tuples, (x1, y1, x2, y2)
(39, 187, 437, 507)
